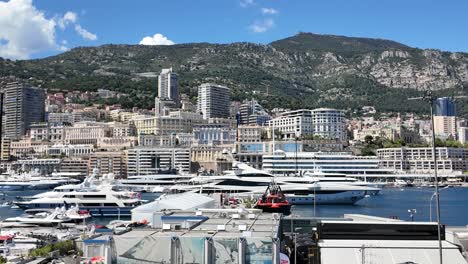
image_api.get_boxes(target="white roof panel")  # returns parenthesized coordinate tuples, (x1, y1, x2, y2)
(319, 240, 466, 264)
(132, 193, 215, 212)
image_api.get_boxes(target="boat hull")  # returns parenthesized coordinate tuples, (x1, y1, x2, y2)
(0, 183, 61, 191)
(255, 204, 291, 215)
(286, 190, 368, 205)
(15, 203, 134, 217)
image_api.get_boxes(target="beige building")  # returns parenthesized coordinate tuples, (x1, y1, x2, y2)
(132, 115, 156, 135)
(88, 151, 127, 178)
(60, 158, 89, 175)
(10, 139, 50, 158)
(191, 145, 233, 173)
(237, 125, 264, 142)
(433, 116, 457, 139)
(97, 137, 137, 151)
(0, 138, 11, 161)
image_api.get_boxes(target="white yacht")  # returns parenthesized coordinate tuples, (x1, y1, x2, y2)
(0, 206, 89, 227)
(172, 163, 380, 205)
(14, 171, 143, 217)
(0, 169, 79, 191)
(303, 170, 385, 195)
(117, 169, 194, 193)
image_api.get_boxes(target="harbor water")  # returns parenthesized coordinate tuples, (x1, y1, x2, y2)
(292, 187, 468, 226)
(1, 187, 468, 226)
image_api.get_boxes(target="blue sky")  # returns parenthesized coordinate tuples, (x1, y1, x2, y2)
(1, 0, 467, 59)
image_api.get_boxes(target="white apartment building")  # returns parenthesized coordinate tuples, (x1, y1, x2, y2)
(266, 109, 313, 139)
(30, 122, 68, 143)
(197, 83, 230, 119)
(459, 127, 468, 145)
(311, 108, 347, 141)
(47, 112, 83, 124)
(126, 147, 191, 176)
(377, 147, 468, 174)
(158, 68, 180, 105)
(192, 124, 236, 146)
(29, 123, 49, 141)
(132, 111, 205, 136)
(64, 122, 111, 145)
(47, 144, 94, 157)
(108, 122, 136, 137)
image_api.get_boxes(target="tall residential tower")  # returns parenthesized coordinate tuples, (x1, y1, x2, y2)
(1, 82, 45, 139)
(157, 68, 179, 106)
(197, 83, 230, 119)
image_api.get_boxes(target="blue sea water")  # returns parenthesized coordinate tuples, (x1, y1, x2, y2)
(0, 187, 467, 226)
(292, 187, 468, 226)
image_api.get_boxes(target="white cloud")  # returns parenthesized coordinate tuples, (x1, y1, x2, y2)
(139, 33, 175, 45)
(249, 18, 274, 33)
(0, 0, 97, 59)
(240, 0, 254, 8)
(74, 24, 97, 41)
(261, 7, 278, 15)
(58, 11, 97, 41)
(0, 0, 57, 59)
(58, 11, 77, 29)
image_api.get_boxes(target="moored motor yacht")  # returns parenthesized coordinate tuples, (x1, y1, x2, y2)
(14, 170, 143, 217)
(14, 185, 142, 217)
(171, 162, 380, 205)
(0, 169, 79, 191)
(0, 207, 75, 227)
(116, 168, 194, 193)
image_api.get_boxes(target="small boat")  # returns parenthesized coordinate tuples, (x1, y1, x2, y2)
(393, 179, 413, 187)
(0, 201, 11, 207)
(255, 181, 291, 215)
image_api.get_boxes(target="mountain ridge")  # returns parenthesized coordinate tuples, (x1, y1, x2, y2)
(1, 32, 467, 116)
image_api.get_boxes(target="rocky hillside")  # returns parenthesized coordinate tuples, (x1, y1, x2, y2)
(0, 32, 467, 115)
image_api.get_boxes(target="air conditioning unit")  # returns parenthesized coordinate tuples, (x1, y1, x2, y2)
(238, 224, 247, 231)
(195, 211, 203, 216)
(217, 225, 226, 231)
(232, 214, 241, 219)
(162, 224, 171, 230)
(248, 214, 256, 219)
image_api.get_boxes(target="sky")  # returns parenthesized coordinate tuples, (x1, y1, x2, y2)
(1, 0, 467, 60)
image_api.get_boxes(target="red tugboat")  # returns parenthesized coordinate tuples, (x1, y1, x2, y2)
(255, 181, 291, 215)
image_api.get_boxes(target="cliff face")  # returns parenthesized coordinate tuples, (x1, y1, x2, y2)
(0, 32, 467, 115)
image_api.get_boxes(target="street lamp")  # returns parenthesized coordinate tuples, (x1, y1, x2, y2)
(408, 91, 444, 264)
(294, 227, 302, 264)
(430, 186, 449, 222)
